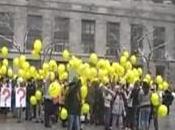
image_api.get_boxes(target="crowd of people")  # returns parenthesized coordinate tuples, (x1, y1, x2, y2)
(0, 76, 174, 130)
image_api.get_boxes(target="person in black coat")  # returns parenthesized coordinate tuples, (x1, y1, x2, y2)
(25, 78, 36, 120)
(162, 89, 174, 115)
(65, 77, 81, 130)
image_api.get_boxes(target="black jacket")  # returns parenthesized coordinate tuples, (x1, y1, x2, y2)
(65, 80, 81, 115)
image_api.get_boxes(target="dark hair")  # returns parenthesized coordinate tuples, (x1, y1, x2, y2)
(142, 81, 150, 95)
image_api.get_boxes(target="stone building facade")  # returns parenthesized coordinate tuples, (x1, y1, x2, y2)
(0, 0, 175, 84)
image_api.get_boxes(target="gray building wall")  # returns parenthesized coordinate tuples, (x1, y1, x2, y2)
(0, 0, 175, 85)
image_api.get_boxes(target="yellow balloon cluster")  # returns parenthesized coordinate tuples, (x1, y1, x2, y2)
(0, 45, 171, 118)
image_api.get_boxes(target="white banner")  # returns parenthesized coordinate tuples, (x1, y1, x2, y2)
(15, 87, 26, 108)
(0, 85, 11, 108)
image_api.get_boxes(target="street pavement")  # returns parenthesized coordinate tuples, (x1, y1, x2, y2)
(0, 102, 175, 130)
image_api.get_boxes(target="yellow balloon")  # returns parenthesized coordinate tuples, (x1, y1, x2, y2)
(162, 81, 169, 91)
(1, 46, 8, 57)
(33, 39, 42, 53)
(2, 59, 8, 67)
(80, 77, 87, 86)
(48, 81, 61, 98)
(7, 68, 13, 77)
(151, 93, 160, 106)
(49, 72, 55, 81)
(81, 103, 90, 114)
(126, 70, 135, 84)
(130, 55, 137, 65)
(60, 72, 68, 81)
(158, 105, 168, 117)
(97, 59, 106, 69)
(102, 76, 109, 84)
(125, 61, 132, 70)
(13, 57, 19, 67)
(42, 62, 49, 71)
(120, 56, 127, 66)
(49, 60, 57, 71)
(122, 51, 130, 58)
(137, 68, 143, 76)
(89, 53, 98, 64)
(60, 108, 68, 120)
(156, 75, 163, 84)
(62, 49, 70, 60)
(19, 55, 26, 67)
(145, 74, 151, 82)
(30, 66, 36, 73)
(18, 69, 25, 78)
(19, 55, 26, 63)
(35, 90, 42, 101)
(159, 83, 164, 90)
(81, 85, 88, 99)
(22, 61, 30, 70)
(90, 67, 97, 78)
(133, 68, 139, 77)
(98, 69, 107, 78)
(25, 71, 31, 79)
(69, 57, 81, 70)
(58, 64, 66, 75)
(30, 66, 36, 77)
(30, 96, 37, 106)
(117, 65, 125, 77)
(0, 65, 7, 75)
(84, 67, 91, 79)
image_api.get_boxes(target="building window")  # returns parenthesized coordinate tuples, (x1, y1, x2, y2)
(81, 20, 95, 53)
(156, 65, 165, 76)
(152, 0, 163, 3)
(26, 15, 43, 50)
(106, 22, 120, 57)
(0, 12, 14, 49)
(153, 26, 165, 59)
(54, 17, 69, 52)
(130, 24, 143, 53)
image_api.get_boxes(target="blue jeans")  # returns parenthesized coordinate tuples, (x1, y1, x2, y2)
(68, 114, 80, 130)
(139, 107, 151, 130)
(112, 114, 123, 130)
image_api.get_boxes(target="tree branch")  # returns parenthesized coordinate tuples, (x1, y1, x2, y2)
(0, 34, 21, 53)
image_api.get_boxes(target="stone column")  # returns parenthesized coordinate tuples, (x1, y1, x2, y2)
(120, 18, 131, 52)
(165, 24, 174, 60)
(69, 13, 82, 54)
(95, 19, 106, 56)
(42, 10, 53, 50)
(165, 24, 174, 79)
(14, 7, 27, 52)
